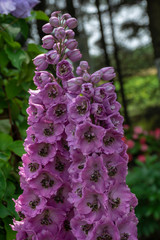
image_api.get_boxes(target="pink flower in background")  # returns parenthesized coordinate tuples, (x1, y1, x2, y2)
(137, 155, 146, 163)
(140, 137, 146, 144)
(134, 126, 143, 135)
(141, 144, 148, 152)
(126, 139, 135, 149)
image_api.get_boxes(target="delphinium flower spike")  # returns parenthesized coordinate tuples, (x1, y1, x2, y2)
(12, 11, 138, 240)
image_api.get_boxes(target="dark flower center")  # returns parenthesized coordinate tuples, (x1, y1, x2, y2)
(111, 197, 120, 209)
(60, 64, 69, 75)
(32, 107, 37, 116)
(103, 136, 114, 146)
(76, 101, 87, 115)
(97, 227, 112, 240)
(97, 234, 112, 240)
(41, 210, 53, 225)
(78, 164, 84, 169)
(38, 76, 42, 83)
(40, 173, 54, 188)
(61, 138, 70, 151)
(90, 170, 101, 182)
(53, 188, 64, 203)
(64, 220, 71, 231)
(55, 157, 65, 172)
(100, 88, 106, 99)
(121, 233, 129, 240)
(28, 163, 39, 172)
(29, 198, 40, 209)
(31, 134, 36, 142)
(18, 211, 25, 219)
(48, 86, 58, 98)
(107, 166, 117, 177)
(84, 127, 95, 142)
(82, 224, 93, 235)
(43, 124, 54, 136)
(55, 104, 66, 117)
(97, 105, 103, 115)
(84, 86, 90, 93)
(76, 188, 82, 197)
(87, 196, 99, 211)
(38, 144, 49, 157)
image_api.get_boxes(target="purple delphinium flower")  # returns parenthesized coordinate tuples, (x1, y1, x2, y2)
(46, 100, 67, 123)
(40, 82, 63, 106)
(14, 189, 47, 218)
(13, 11, 138, 240)
(56, 60, 73, 81)
(74, 121, 105, 155)
(0, 0, 16, 15)
(0, 0, 39, 18)
(68, 96, 90, 123)
(33, 71, 55, 89)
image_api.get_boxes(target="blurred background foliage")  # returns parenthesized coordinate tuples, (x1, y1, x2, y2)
(0, 0, 160, 239)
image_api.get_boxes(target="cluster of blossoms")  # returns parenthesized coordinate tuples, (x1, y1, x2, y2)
(12, 11, 138, 240)
(0, 0, 39, 18)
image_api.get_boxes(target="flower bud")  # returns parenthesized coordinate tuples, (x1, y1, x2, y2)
(76, 66, 83, 76)
(101, 67, 116, 81)
(33, 54, 48, 71)
(80, 61, 89, 70)
(42, 23, 53, 34)
(42, 35, 55, 49)
(54, 27, 66, 40)
(62, 13, 71, 20)
(90, 70, 103, 84)
(66, 29, 75, 39)
(53, 43, 60, 51)
(67, 77, 83, 93)
(66, 17, 77, 29)
(49, 16, 59, 27)
(82, 72, 90, 81)
(46, 50, 60, 65)
(65, 39, 78, 50)
(51, 11, 61, 17)
(66, 49, 82, 62)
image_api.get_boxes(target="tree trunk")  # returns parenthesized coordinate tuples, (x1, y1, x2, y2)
(34, 0, 46, 40)
(106, 0, 130, 125)
(66, 0, 79, 37)
(147, 0, 160, 81)
(95, 0, 111, 66)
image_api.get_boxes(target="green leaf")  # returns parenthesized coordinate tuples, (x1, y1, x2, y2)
(1, 30, 20, 48)
(19, 19, 29, 39)
(0, 49, 9, 69)
(8, 140, 25, 157)
(0, 203, 10, 218)
(0, 119, 11, 134)
(5, 46, 26, 70)
(2, 23, 21, 38)
(5, 181, 16, 197)
(0, 169, 7, 199)
(10, 100, 21, 120)
(30, 10, 49, 22)
(0, 133, 13, 151)
(0, 151, 11, 162)
(5, 80, 22, 99)
(28, 43, 47, 54)
(3, 217, 16, 240)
